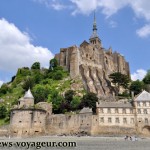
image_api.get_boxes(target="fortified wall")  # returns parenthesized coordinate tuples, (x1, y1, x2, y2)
(9, 90, 150, 137)
(55, 16, 130, 97)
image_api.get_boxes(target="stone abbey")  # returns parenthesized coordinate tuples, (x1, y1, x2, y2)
(55, 13, 130, 97)
(8, 15, 150, 137)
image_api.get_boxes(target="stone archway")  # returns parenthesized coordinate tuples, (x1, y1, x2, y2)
(142, 125, 150, 135)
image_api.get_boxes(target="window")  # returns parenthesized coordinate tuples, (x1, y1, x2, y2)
(130, 109, 133, 114)
(123, 109, 126, 114)
(123, 118, 127, 124)
(144, 109, 148, 114)
(137, 102, 140, 107)
(100, 108, 103, 113)
(115, 108, 118, 113)
(108, 118, 112, 123)
(143, 102, 146, 107)
(138, 109, 141, 114)
(100, 117, 104, 123)
(115, 118, 119, 123)
(130, 118, 134, 124)
(145, 118, 148, 124)
(107, 108, 111, 113)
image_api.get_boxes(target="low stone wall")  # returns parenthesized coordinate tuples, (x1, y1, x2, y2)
(93, 126, 137, 136)
(46, 113, 93, 135)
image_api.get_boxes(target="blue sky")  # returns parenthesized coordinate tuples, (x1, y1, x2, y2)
(0, 0, 150, 86)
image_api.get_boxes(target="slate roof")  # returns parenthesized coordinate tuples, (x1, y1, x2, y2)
(135, 90, 150, 101)
(79, 107, 93, 114)
(24, 89, 34, 99)
(97, 102, 133, 108)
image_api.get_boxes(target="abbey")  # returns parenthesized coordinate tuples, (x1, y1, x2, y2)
(55, 14, 130, 97)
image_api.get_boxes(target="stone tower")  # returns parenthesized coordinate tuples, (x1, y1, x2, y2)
(55, 13, 130, 97)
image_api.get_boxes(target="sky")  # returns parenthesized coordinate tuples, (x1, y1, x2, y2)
(0, 0, 150, 87)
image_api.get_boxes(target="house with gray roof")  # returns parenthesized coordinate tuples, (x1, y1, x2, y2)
(96, 90, 150, 134)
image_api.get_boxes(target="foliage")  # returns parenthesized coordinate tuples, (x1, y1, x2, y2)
(109, 72, 130, 95)
(48, 90, 64, 114)
(32, 70, 44, 84)
(31, 62, 40, 70)
(0, 84, 11, 96)
(52, 70, 63, 80)
(143, 70, 150, 84)
(65, 90, 75, 103)
(22, 77, 34, 91)
(71, 96, 81, 110)
(32, 84, 51, 104)
(79, 92, 98, 113)
(130, 80, 144, 95)
(49, 58, 58, 70)
(0, 105, 7, 119)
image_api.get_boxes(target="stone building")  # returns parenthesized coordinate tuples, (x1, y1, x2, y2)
(96, 90, 150, 135)
(10, 89, 52, 136)
(55, 14, 130, 97)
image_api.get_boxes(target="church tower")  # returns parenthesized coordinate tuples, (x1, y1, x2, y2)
(89, 12, 101, 48)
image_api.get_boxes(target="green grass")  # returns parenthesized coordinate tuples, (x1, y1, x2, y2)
(0, 119, 9, 126)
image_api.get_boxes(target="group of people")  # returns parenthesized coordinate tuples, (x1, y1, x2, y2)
(124, 135, 138, 141)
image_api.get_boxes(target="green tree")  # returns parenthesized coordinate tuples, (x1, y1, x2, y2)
(143, 70, 150, 84)
(130, 80, 144, 95)
(48, 90, 64, 114)
(49, 58, 58, 70)
(65, 90, 75, 103)
(0, 84, 9, 95)
(52, 70, 63, 80)
(143, 70, 150, 92)
(22, 77, 34, 91)
(109, 72, 130, 95)
(80, 92, 98, 113)
(31, 62, 40, 70)
(0, 105, 7, 119)
(71, 96, 81, 111)
(32, 85, 50, 103)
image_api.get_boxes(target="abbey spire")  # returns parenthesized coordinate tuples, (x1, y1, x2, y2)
(92, 11, 98, 38)
(89, 11, 101, 47)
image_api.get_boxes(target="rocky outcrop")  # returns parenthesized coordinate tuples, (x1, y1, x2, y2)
(55, 41, 129, 98)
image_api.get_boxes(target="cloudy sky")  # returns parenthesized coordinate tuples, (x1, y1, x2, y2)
(0, 0, 150, 86)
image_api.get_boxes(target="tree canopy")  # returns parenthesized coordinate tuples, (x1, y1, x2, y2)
(109, 72, 130, 95)
(143, 70, 150, 84)
(49, 58, 58, 70)
(130, 80, 144, 95)
(31, 62, 40, 70)
(79, 92, 98, 113)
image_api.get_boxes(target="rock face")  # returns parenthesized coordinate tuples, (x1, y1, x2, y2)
(55, 16, 130, 97)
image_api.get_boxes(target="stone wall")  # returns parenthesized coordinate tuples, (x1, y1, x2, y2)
(46, 113, 94, 135)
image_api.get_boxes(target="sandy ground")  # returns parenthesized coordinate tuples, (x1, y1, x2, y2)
(0, 136, 150, 150)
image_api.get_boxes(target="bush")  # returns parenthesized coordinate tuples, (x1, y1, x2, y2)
(52, 70, 63, 80)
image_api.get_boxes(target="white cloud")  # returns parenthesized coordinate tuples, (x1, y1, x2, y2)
(0, 18, 54, 73)
(131, 69, 147, 81)
(70, 0, 129, 16)
(130, 0, 150, 21)
(33, 0, 68, 10)
(0, 80, 3, 87)
(70, 0, 150, 20)
(136, 24, 150, 38)
(108, 20, 118, 28)
(51, 1, 66, 10)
